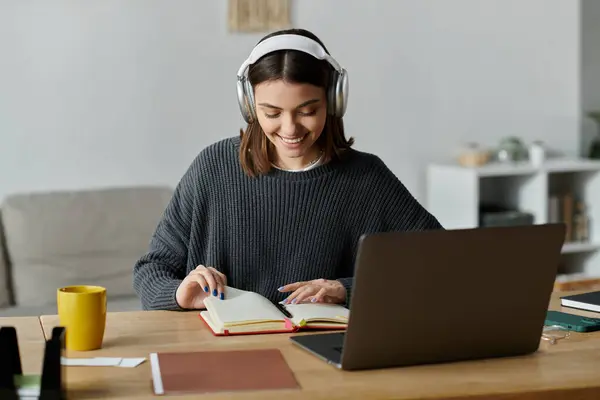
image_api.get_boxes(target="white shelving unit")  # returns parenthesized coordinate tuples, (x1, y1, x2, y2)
(426, 158, 600, 278)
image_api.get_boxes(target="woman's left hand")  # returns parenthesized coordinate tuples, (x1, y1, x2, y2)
(278, 278, 346, 304)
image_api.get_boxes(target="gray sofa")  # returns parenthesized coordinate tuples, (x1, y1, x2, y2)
(0, 186, 173, 317)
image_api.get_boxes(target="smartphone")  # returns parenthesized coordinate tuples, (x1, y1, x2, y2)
(545, 310, 600, 333)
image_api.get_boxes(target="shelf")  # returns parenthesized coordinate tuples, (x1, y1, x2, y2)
(430, 158, 600, 178)
(427, 159, 600, 278)
(545, 159, 600, 173)
(562, 242, 600, 254)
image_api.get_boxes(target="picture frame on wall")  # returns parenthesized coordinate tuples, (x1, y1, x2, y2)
(228, 0, 291, 33)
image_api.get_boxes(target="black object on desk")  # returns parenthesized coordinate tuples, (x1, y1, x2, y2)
(561, 290, 600, 313)
(0, 325, 66, 399)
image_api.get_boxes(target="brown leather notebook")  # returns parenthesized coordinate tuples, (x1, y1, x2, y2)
(149, 349, 299, 395)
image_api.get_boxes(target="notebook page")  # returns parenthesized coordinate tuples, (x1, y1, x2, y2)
(204, 286, 284, 325)
(284, 303, 349, 326)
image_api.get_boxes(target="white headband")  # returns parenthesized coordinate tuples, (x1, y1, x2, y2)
(236, 34, 342, 79)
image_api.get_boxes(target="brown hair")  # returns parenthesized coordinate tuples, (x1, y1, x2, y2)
(239, 28, 354, 177)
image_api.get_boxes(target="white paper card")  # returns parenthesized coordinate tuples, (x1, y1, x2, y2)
(118, 358, 146, 368)
(61, 357, 121, 366)
(61, 357, 146, 368)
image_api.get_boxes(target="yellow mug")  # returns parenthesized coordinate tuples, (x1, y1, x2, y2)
(57, 285, 107, 351)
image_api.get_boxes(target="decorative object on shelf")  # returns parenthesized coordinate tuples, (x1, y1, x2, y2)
(528, 140, 545, 167)
(588, 111, 600, 159)
(573, 201, 590, 242)
(457, 142, 491, 167)
(495, 136, 528, 163)
(228, 0, 291, 33)
(551, 193, 591, 244)
(549, 193, 572, 239)
(479, 204, 534, 228)
(548, 195, 560, 224)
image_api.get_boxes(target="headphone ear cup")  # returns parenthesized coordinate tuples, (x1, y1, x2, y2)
(245, 79, 256, 122)
(327, 68, 349, 118)
(334, 68, 348, 118)
(237, 77, 256, 124)
(237, 78, 251, 124)
(327, 71, 338, 116)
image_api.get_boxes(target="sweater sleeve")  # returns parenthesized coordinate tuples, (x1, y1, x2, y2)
(337, 156, 444, 307)
(133, 159, 199, 311)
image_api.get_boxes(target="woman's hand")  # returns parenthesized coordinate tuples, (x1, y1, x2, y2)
(175, 265, 227, 309)
(278, 278, 346, 305)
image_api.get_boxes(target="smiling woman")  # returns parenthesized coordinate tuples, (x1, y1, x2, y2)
(132, 28, 443, 313)
(238, 29, 354, 175)
(256, 84, 325, 170)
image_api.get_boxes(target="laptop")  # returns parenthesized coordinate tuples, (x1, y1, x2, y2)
(289, 223, 566, 371)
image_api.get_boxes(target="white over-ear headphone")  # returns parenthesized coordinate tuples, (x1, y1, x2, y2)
(236, 34, 349, 124)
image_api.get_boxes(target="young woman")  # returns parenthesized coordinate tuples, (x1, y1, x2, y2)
(133, 28, 442, 311)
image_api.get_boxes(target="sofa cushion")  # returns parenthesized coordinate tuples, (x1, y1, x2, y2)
(2, 186, 173, 307)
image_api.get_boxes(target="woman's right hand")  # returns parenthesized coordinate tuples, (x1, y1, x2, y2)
(175, 265, 227, 309)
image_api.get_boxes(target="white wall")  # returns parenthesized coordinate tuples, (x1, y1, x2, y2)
(582, 0, 600, 156)
(0, 0, 581, 202)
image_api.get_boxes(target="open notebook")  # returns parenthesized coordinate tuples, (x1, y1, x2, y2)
(199, 287, 349, 336)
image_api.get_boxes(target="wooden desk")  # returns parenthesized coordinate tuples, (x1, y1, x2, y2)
(0, 316, 47, 375)
(39, 293, 600, 400)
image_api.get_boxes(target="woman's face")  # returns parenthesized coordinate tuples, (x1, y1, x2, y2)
(253, 79, 327, 168)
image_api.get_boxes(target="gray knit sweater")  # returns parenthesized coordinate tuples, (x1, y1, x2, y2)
(133, 136, 442, 310)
